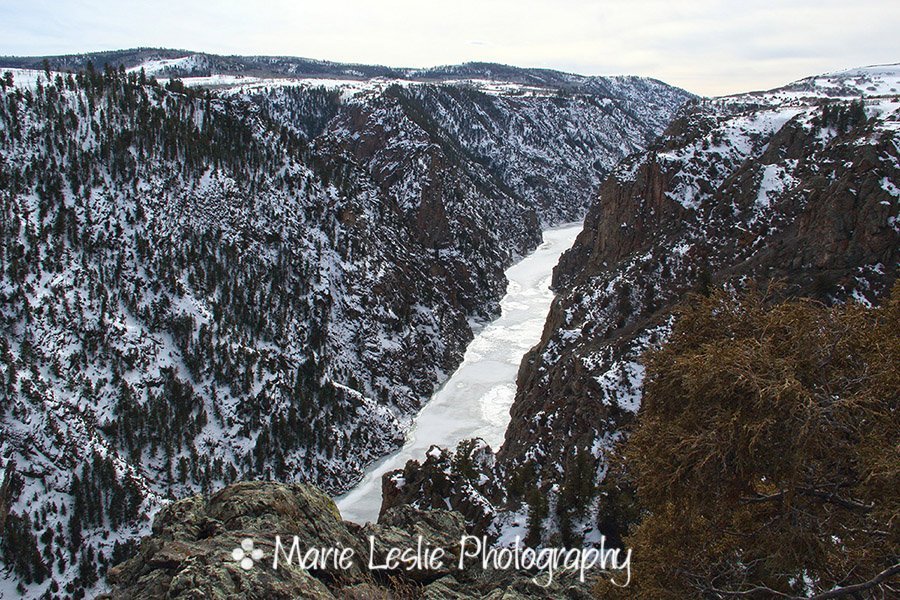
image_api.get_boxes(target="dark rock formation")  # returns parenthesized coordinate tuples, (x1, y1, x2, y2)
(502, 88, 899, 498)
(103, 481, 597, 599)
(384, 66, 900, 545)
(381, 442, 504, 534)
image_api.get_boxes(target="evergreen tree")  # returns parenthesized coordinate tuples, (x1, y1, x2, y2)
(525, 486, 547, 547)
(599, 285, 900, 599)
(1, 512, 48, 584)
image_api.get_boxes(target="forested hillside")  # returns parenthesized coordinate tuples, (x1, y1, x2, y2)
(382, 66, 900, 586)
(0, 56, 691, 598)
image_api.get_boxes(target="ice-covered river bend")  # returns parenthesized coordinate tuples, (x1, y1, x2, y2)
(335, 223, 583, 524)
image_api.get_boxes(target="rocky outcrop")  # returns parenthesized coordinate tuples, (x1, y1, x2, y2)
(498, 69, 900, 539)
(386, 66, 900, 545)
(0, 460, 15, 532)
(104, 482, 366, 598)
(103, 481, 596, 599)
(381, 441, 504, 534)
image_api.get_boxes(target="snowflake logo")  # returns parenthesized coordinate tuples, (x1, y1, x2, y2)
(231, 538, 264, 571)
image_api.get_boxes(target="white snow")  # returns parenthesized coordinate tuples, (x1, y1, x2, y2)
(1, 68, 52, 89)
(880, 176, 900, 198)
(335, 223, 583, 524)
(127, 55, 205, 76)
(158, 74, 557, 102)
(756, 162, 797, 212)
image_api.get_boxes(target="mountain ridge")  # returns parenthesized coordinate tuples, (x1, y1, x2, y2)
(0, 48, 687, 94)
(381, 62, 899, 554)
(0, 51, 691, 598)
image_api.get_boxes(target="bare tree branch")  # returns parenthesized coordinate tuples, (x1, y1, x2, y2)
(708, 562, 900, 600)
(740, 487, 873, 512)
(806, 562, 900, 600)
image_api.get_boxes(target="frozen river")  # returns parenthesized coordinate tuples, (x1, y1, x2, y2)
(335, 223, 583, 524)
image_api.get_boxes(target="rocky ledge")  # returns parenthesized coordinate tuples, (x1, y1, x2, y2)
(102, 481, 596, 599)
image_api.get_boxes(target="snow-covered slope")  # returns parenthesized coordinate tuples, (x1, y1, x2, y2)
(0, 56, 690, 597)
(131, 54, 692, 223)
(508, 64, 899, 535)
(764, 62, 900, 100)
(382, 65, 899, 546)
(0, 68, 523, 598)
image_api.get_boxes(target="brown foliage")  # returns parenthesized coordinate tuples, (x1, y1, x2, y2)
(597, 285, 899, 599)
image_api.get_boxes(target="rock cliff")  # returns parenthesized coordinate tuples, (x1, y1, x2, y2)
(384, 64, 900, 546)
(102, 481, 597, 600)
(0, 53, 690, 597)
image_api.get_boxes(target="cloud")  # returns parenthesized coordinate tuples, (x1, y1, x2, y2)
(0, 0, 897, 95)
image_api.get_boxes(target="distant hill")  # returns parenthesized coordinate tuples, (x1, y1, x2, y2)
(0, 47, 678, 93)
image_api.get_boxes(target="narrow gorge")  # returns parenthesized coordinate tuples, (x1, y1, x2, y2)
(0, 49, 691, 598)
(337, 223, 582, 524)
(0, 45, 896, 600)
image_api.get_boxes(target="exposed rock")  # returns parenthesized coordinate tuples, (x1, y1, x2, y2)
(387, 66, 900, 545)
(0, 460, 16, 532)
(422, 569, 598, 600)
(501, 87, 899, 495)
(0, 56, 689, 598)
(103, 481, 596, 599)
(497, 70, 900, 542)
(362, 505, 466, 583)
(104, 482, 365, 598)
(381, 441, 504, 533)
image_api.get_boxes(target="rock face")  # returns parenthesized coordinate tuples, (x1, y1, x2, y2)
(0, 54, 690, 597)
(386, 65, 900, 544)
(103, 481, 595, 600)
(503, 67, 899, 501)
(381, 442, 505, 534)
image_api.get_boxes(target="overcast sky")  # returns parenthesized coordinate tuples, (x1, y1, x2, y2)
(1, 0, 897, 96)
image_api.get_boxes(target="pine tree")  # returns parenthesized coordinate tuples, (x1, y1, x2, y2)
(525, 485, 547, 547)
(1, 512, 48, 584)
(600, 285, 900, 599)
